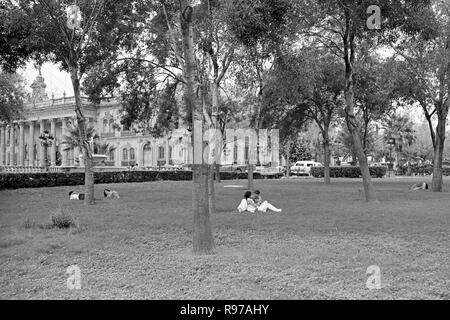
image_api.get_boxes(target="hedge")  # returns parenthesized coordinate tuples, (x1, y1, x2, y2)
(0, 170, 283, 190)
(310, 166, 387, 178)
(396, 165, 450, 176)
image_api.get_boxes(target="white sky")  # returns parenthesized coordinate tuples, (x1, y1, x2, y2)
(19, 56, 425, 125)
(19, 61, 74, 98)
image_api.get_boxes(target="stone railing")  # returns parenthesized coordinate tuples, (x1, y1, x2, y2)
(100, 132, 116, 138)
(121, 130, 136, 137)
(24, 96, 92, 110)
(0, 166, 67, 173)
(1, 166, 44, 173)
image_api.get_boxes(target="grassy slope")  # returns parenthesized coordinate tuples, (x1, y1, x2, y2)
(0, 178, 449, 299)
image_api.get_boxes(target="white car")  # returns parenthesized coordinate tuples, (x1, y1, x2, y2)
(290, 161, 323, 175)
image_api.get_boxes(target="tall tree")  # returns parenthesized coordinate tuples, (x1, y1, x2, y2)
(388, 0, 450, 191)
(262, 48, 342, 184)
(354, 53, 400, 154)
(180, 0, 214, 254)
(2, 0, 140, 204)
(195, 0, 236, 212)
(261, 75, 309, 177)
(82, 0, 215, 253)
(226, 0, 293, 189)
(299, 0, 432, 201)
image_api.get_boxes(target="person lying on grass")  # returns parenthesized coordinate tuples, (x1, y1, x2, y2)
(104, 188, 120, 199)
(69, 191, 84, 200)
(237, 191, 282, 213)
(411, 182, 429, 190)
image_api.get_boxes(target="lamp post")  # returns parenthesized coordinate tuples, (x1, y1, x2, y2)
(387, 137, 395, 177)
(39, 130, 54, 172)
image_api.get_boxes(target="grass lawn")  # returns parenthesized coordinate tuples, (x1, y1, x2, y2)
(0, 177, 449, 299)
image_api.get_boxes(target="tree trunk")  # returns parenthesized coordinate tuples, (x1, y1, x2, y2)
(69, 65, 94, 205)
(208, 164, 215, 213)
(181, 1, 214, 254)
(432, 117, 446, 192)
(431, 33, 449, 192)
(323, 131, 331, 184)
(215, 163, 221, 183)
(211, 82, 221, 183)
(247, 163, 254, 190)
(286, 140, 291, 177)
(343, 20, 377, 202)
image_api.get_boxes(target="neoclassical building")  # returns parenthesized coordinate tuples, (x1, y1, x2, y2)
(0, 74, 279, 172)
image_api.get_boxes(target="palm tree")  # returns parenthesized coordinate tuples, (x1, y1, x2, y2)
(94, 141, 116, 156)
(62, 124, 116, 159)
(381, 113, 416, 168)
(62, 123, 99, 152)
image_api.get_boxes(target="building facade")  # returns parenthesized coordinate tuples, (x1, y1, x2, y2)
(0, 75, 279, 171)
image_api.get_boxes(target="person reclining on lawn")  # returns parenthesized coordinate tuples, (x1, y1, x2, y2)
(69, 191, 84, 200)
(411, 182, 428, 190)
(104, 188, 120, 199)
(237, 191, 282, 213)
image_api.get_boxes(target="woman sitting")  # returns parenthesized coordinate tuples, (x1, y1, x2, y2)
(237, 191, 282, 213)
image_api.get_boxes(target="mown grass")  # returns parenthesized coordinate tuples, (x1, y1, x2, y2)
(0, 177, 448, 299)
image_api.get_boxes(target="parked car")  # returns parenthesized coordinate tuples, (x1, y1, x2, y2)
(371, 162, 389, 167)
(290, 161, 322, 175)
(251, 165, 282, 177)
(220, 164, 251, 173)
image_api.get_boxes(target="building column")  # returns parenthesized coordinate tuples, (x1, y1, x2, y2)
(18, 122, 25, 166)
(10, 123, 15, 165)
(153, 140, 158, 166)
(50, 118, 56, 166)
(39, 120, 45, 167)
(61, 117, 69, 166)
(271, 129, 279, 167)
(29, 121, 35, 166)
(137, 141, 143, 167)
(73, 117, 80, 166)
(0, 124, 5, 165)
(67, 117, 75, 166)
(115, 142, 120, 167)
(237, 135, 245, 166)
(74, 147, 80, 167)
(165, 137, 170, 165)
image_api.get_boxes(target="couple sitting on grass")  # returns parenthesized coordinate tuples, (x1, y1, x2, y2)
(237, 190, 282, 213)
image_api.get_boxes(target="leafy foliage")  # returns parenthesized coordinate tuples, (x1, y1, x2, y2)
(0, 72, 25, 122)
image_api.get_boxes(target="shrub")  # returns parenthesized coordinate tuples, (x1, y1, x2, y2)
(21, 217, 37, 229)
(310, 166, 387, 178)
(396, 164, 442, 176)
(50, 206, 78, 229)
(0, 170, 283, 190)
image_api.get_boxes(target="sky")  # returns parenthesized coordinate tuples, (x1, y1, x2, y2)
(20, 47, 394, 97)
(19, 61, 74, 98)
(19, 57, 426, 125)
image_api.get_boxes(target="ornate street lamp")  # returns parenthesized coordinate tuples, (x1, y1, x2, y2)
(39, 130, 54, 172)
(387, 137, 396, 177)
